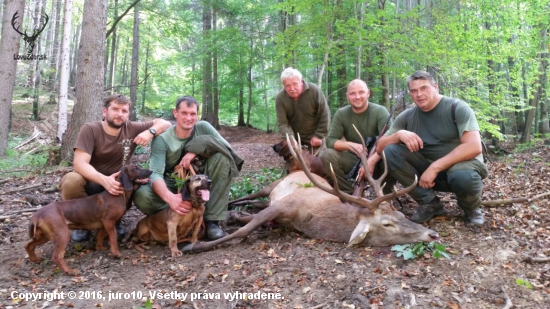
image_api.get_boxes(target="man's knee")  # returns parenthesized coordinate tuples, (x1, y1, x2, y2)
(320, 148, 339, 170)
(59, 172, 87, 200)
(447, 169, 483, 196)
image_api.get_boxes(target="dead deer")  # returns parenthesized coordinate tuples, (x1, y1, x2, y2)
(182, 130, 439, 253)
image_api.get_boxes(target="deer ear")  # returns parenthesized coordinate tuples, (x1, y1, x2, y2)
(347, 218, 371, 247)
(181, 178, 191, 201)
(120, 169, 133, 191)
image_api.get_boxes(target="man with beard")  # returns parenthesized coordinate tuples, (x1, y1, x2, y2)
(320, 79, 390, 194)
(59, 94, 172, 242)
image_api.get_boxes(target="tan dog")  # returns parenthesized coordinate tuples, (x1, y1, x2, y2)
(127, 175, 211, 257)
(25, 165, 152, 275)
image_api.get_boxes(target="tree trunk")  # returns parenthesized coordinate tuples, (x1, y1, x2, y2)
(212, 7, 219, 129)
(0, 0, 26, 156)
(57, 0, 73, 142)
(49, 0, 63, 92)
(129, 3, 140, 121)
(538, 29, 549, 134)
(69, 23, 80, 87)
(60, 0, 108, 161)
(141, 41, 150, 113)
(520, 60, 544, 143)
(202, 0, 213, 123)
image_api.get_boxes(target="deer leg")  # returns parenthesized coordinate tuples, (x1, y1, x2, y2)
(181, 205, 284, 253)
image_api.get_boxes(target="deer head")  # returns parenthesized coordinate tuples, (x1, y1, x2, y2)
(11, 10, 49, 56)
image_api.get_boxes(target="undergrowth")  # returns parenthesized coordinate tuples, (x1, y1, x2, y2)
(0, 135, 50, 177)
(230, 167, 284, 201)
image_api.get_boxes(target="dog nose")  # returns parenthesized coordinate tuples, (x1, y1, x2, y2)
(207, 179, 212, 185)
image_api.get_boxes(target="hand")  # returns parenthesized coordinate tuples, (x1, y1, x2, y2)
(310, 136, 323, 147)
(419, 166, 438, 189)
(167, 192, 192, 215)
(133, 130, 154, 146)
(179, 152, 198, 170)
(103, 171, 124, 195)
(347, 142, 363, 156)
(366, 156, 377, 176)
(397, 130, 424, 152)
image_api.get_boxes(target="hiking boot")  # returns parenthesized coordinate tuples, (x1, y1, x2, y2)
(205, 220, 225, 240)
(71, 230, 90, 242)
(464, 208, 484, 226)
(410, 197, 445, 223)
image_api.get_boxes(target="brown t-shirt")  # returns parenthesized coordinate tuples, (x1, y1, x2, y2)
(74, 121, 153, 176)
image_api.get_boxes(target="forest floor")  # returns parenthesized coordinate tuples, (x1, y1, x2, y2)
(0, 100, 549, 309)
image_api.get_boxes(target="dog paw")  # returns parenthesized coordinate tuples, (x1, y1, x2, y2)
(171, 250, 182, 257)
(96, 244, 107, 251)
(67, 269, 80, 276)
(29, 256, 44, 263)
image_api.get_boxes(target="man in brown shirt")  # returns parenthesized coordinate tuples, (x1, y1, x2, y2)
(59, 94, 171, 242)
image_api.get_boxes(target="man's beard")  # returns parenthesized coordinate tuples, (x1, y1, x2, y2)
(105, 117, 125, 129)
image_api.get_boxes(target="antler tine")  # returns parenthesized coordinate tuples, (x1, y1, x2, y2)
(11, 11, 25, 36)
(286, 134, 378, 211)
(33, 13, 49, 38)
(351, 125, 416, 209)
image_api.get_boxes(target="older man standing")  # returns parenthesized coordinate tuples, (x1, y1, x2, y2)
(320, 79, 390, 194)
(275, 67, 330, 150)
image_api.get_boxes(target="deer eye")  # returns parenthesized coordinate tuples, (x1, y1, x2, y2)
(382, 222, 394, 228)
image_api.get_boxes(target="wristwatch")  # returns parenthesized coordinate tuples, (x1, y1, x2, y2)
(148, 128, 156, 136)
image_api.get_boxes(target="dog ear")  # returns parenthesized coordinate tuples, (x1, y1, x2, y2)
(120, 167, 133, 191)
(181, 178, 191, 201)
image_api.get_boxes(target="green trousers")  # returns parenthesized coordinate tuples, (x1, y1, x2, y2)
(383, 144, 489, 211)
(320, 149, 384, 194)
(133, 153, 232, 221)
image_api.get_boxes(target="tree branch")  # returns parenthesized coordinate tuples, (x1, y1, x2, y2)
(481, 191, 550, 207)
(105, 0, 141, 38)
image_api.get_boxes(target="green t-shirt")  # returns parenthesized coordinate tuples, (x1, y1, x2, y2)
(149, 121, 229, 183)
(386, 96, 483, 163)
(326, 103, 390, 149)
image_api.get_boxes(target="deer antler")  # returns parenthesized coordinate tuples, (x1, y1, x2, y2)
(287, 134, 378, 211)
(11, 11, 25, 36)
(31, 13, 49, 40)
(287, 129, 418, 211)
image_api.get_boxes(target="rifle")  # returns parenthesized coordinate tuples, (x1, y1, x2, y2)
(350, 92, 404, 196)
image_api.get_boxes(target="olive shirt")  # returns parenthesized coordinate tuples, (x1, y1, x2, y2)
(385, 96, 484, 163)
(74, 121, 153, 176)
(326, 103, 390, 148)
(275, 81, 330, 141)
(148, 121, 230, 184)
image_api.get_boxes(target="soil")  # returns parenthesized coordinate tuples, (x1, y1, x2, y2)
(0, 101, 549, 309)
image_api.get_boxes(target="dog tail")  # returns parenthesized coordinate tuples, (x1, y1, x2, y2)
(28, 217, 37, 239)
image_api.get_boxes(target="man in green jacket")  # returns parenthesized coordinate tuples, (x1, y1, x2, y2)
(320, 79, 390, 194)
(275, 67, 330, 151)
(133, 96, 243, 240)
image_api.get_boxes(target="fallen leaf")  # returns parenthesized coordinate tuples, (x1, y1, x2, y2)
(302, 287, 311, 294)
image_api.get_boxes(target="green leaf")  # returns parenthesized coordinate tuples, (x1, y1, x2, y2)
(391, 245, 408, 251)
(403, 250, 416, 260)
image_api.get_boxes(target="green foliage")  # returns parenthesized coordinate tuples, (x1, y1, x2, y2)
(515, 278, 534, 289)
(0, 136, 50, 177)
(230, 167, 284, 200)
(514, 142, 537, 153)
(391, 241, 450, 260)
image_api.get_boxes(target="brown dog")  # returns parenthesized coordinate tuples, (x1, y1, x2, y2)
(25, 164, 152, 275)
(273, 140, 326, 177)
(126, 174, 211, 257)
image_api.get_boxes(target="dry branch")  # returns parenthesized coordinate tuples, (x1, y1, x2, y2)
(523, 256, 550, 263)
(0, 178, 12, 185)
(0, 184, 43, 195)
(481, 191, 550, 207)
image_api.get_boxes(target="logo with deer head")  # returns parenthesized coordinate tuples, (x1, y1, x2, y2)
(11, 10, 49, 56)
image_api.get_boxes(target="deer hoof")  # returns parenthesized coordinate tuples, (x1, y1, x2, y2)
(180, 243, 194, 253)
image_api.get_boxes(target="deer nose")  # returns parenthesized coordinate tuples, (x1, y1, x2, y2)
(429, 232, 440, 240)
